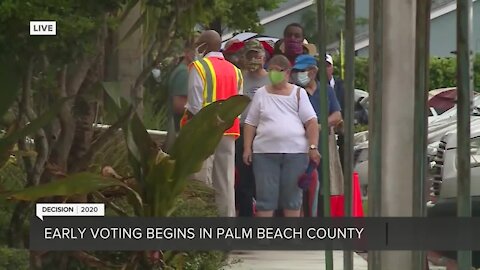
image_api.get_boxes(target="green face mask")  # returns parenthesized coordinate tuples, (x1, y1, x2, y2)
(268, 70, 285, 85)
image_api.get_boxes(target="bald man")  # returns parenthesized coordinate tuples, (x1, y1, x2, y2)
(182, 30, 243, 217)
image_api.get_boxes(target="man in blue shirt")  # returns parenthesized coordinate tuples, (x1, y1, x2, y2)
(291, 54, 342, 127)
(291, 54, 343, 217)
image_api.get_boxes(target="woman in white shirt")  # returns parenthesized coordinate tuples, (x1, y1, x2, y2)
(243, 55, 320, 217)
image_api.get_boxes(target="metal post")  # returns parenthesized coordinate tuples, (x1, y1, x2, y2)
(316, 0, 333, 269)
(378, 0, 417, 268)
(413, 0, 431, 269)
(343, 0, 355, 269)
(368, 0, 383, 268)
(456, 0, 473, 268)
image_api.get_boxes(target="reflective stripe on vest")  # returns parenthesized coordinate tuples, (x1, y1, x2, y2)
(235, 67, 243, 94)
(192, 58, 217, 106)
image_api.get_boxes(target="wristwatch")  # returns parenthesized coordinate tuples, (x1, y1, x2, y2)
(309, 144, 318, 151)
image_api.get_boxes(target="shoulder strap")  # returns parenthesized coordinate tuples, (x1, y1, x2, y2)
(296, 86, 301, 112)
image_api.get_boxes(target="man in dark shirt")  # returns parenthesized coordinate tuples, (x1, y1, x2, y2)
(291, 54, 343, 217)
(326, 54, 347, 168)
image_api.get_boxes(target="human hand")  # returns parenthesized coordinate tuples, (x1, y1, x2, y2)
(309, 149, 321, 165)
(243, 147, 253, 165)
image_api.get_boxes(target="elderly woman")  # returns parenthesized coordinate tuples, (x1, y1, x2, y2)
(243, 55, 320, 217)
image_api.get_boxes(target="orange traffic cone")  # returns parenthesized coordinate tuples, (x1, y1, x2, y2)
(352, 171, 364, 217)
(329, 171, 364, 217)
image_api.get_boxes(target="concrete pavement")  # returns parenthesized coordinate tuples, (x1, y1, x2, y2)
(225, 251, 368, 270)
(225, 251, 463, 270)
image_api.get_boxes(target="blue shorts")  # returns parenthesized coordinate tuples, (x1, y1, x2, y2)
(252, 153, 308, 211)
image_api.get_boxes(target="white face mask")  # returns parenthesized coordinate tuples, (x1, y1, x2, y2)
(294, 71, 311, 87)
(195, 43, 207, 60)
(151, 68, 161, 82)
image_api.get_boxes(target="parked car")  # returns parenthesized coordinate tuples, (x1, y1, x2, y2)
(353, 89, 369, 125)
(426, 122, 480, 268)
(353, 95, 480, 197)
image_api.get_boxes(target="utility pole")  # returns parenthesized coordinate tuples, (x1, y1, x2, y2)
(369, 0, 417, 269)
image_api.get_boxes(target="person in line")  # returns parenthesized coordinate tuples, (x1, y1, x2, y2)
(167, 41, 195, 134)
(182, 30, 243, 217)
(243, 55, 320, 218)
(291, 54, 343, 127)
(282, 23, 308, 64)
(291, 54, 343, 216)
(223, 38, 244, 68)
(326, 54, 347, 167)
(235, 39, 270, 217)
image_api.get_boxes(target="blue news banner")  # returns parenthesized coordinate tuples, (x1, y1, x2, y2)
(30, 217, 480, 251)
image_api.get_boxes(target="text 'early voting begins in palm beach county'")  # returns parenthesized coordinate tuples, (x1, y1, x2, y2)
(42, 226, 364, 241)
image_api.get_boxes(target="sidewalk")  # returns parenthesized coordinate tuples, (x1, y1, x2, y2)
(225, 251, 368, 270)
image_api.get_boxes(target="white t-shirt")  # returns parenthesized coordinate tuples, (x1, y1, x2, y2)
(245, 85, 317, 154)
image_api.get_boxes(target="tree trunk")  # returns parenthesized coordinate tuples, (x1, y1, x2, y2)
(68, 51, 105, 174)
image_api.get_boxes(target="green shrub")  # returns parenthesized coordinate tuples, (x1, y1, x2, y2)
(0, 246, 29, 270)
(0, 158, 26, 244)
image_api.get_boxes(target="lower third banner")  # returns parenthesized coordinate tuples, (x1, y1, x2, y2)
(29, 217, 480, 251)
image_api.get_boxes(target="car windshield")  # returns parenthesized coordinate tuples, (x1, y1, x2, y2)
(431, 95, 480, 121)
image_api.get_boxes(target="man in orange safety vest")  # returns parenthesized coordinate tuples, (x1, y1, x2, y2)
(180, 30, 243, 217)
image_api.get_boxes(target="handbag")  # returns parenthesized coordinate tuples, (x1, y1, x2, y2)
(329, 127, 344, 195)
(323, 129, 364, 217)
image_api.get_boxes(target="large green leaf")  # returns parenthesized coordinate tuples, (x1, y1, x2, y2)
(7, 172, 142, 205)
(126, 114, 157, 168)
(144, 156, 176, 217)
(170, 95, 250, 182)
(101, 81, 126, 109)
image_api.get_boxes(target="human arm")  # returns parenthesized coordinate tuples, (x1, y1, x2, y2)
(243, 89, 262, 165)
(328, 111, 343, 128)
(185, 66, 204, 115)
(305, 118, 320, 164)
(170, 66, 189, 115)
(243, 124, 256, 165)
(172, 96, 187, 115)
(327, 86, 343, 127)
(298, 88, 321, 164)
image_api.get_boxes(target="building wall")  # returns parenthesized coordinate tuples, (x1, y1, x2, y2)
(261, 7, 311, 38)
(357, 0, 480, 57)
(429, 1, 480, 56)
(261, 0, 370, 39)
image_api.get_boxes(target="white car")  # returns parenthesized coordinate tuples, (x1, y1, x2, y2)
(353, 95, 480, 197)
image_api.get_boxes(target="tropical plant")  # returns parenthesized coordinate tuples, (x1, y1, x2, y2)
(0, 0, 264, 268)
(0, 0, 134, 249)
(6, 94, 250, 268)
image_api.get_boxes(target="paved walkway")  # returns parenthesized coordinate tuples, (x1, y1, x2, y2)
(225, 251, 458, 270)
(225, 251, 368, 270)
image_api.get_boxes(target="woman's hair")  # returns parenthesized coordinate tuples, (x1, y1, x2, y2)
(267, 55, 291, 70)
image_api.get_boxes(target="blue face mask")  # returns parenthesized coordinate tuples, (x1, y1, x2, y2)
(294, 71, 311, 87)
